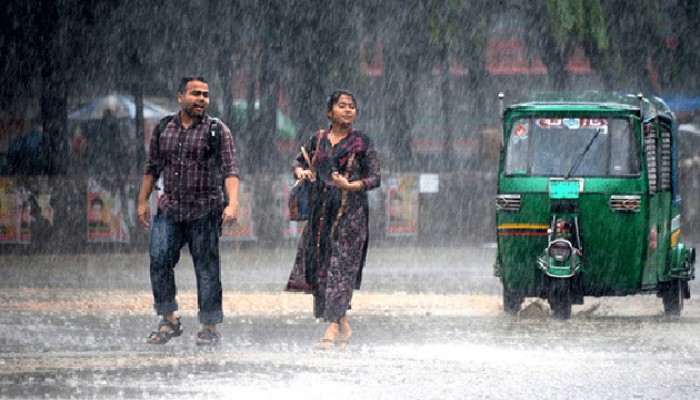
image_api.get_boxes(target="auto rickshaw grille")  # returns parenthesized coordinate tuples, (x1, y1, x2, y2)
(496, 194, 521, 212)
(645, 125, 657, 194)
(608, 195, 641, 212)
(660, 129, 672, 191)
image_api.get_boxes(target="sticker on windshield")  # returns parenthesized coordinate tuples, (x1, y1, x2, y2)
(512, 122, 529, 143)
(536, 119, 562, 128)
(563, 118, 581, 129)
(536, 118, 608, 130)
(584, 118, 607, 128)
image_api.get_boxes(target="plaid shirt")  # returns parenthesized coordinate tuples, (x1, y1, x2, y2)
(144, 113, 239, 222)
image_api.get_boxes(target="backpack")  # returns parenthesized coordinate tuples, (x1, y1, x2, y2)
(153, 115, 225, 199)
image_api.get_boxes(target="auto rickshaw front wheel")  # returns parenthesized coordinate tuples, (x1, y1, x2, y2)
(548, 278, 572, 319)
(662, 279, 684, 316)
(502, 286, 523, 315)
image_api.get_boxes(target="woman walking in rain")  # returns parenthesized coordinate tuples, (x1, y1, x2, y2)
(286, 90, 381, 350)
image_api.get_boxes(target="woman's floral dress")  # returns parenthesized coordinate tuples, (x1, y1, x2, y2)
(286, 129, 381, 323)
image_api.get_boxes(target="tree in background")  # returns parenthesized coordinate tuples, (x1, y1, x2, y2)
(103, 0, 170, 174)
(2, 0, 699, 178)
(667, 0, 700, 93)
(373, 0, 430, 171)
(598, 0, 667, 92)
(521, 0, 609, 91)
(426, 0, 491, 170)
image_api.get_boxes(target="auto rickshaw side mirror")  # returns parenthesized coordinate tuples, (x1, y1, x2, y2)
(498, 92, 505, 150)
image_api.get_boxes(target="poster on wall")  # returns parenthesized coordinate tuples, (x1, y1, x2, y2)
(386, 174, 419, 236)
(0, 176, 54, 244)
(221, 180, 256, 241)
(87, 177, 129, 243)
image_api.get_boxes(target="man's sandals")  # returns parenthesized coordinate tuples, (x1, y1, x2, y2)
(147, 317, 183, 344)
(196, 328, 221, 346)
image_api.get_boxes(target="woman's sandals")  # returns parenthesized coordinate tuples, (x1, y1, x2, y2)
(316, 323, 351, 351)
(147, 317, 183, 344)
(316, 337, 336, 350)
(337, 323, 351, 351)
(316, 324, 339, 350)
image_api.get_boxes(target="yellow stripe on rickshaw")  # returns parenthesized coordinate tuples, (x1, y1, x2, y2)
(498, 223, 549, 230)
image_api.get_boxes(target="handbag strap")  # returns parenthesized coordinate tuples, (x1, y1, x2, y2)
(331, 152, 356, 237)
(300, 130, 323, 181)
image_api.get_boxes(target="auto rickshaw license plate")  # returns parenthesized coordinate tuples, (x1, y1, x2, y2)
(549, 179, 581, 199)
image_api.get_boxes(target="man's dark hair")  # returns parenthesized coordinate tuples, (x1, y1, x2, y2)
(178, 76, 208, 93)
(326, 89, 358, 113)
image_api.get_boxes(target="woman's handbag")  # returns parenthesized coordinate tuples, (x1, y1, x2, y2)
(288, 134, 321, 221)
(288, 177, 311, 221)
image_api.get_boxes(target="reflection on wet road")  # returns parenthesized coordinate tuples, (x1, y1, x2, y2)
(1, 246, 699, 399)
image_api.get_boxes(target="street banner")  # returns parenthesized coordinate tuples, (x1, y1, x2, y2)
(87, 177, 129, 243)
(0, 176, 54, 244)
(221, 180, 256, 241)
(386, 174, 419, 236)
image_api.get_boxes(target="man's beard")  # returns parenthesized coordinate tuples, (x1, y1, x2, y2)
(185, 107, 205, 120)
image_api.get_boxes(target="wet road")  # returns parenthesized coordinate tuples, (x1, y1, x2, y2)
(1, 245, 700, 399)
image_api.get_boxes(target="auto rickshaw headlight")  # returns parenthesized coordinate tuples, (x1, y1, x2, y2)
(548, 240, 572, 262)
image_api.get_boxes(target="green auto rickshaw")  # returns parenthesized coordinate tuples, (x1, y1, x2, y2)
(494, 92, 696, 319)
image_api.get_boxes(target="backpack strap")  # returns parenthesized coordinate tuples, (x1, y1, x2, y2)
(154, 115, 174, 147)
(152, 115, 174, 184)
(207, 117, 222, 167)
(207, 118, 226, 206)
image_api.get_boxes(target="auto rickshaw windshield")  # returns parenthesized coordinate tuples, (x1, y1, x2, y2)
(504, 117, 641, 177)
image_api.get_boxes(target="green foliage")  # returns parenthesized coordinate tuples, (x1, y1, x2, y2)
(1, 0, 699, 125)
(425, 0, 490, 59)
(427, 0, 460, 52)
(545, 0, 608, 52)
(586, 0, 608, 51)
(547, 0, 584, 41)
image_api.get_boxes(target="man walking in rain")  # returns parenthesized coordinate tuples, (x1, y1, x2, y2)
(137, 76, 239, 345)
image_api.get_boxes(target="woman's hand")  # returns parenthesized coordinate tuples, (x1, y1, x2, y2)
(295, 167, 315, 181)
(332, 172, 359, 191)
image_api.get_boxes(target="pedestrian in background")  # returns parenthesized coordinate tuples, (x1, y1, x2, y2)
(138, 76, 239, 345)
(287, 90, 381, 350)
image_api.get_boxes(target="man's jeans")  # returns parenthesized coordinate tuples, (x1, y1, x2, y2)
(149, 210, 223, 325)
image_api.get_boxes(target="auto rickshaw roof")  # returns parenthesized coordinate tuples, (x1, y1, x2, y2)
(505, 92, 674, 122)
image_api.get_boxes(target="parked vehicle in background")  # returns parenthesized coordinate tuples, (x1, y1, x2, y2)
(494, 92, 696, 318)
